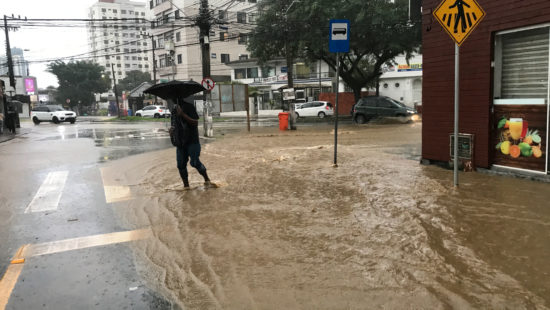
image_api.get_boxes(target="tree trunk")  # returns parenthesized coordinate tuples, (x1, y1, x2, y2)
(352, 87, 362, 103)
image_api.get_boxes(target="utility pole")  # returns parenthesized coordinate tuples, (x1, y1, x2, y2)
(284, 0, 300, 130)
(111, 64, 121, 118)
(141, 32, 158, 104)
(3, 15, 16, 92)
(199, 0, 213, 137)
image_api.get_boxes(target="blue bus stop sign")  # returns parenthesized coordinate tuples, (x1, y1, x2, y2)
(329, 19, 350, 53)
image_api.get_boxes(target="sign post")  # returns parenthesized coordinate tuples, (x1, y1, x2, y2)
(201, 77, 215, 137)
(329, 19, 350, 167)
(433, 0, 485, 186)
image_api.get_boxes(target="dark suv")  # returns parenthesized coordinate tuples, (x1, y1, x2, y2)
(352, 96, 417, 124)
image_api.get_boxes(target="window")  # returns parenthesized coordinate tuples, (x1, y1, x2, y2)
(177, 54, 182, 64)
(221, 54, 230, 63)
(113, 9, 117, 13)
(247, 67, 259, 78)
(121, 10, 127, 14)
(176, 32, 181, 42)
(249, 0, 256, 2)
(116, 48, 120, 52)
(234, 68, 246, 79)
(116, 56, 120, 60)
(117, 64, 121, 67)
(218, 10, 227, 20)
(238, 34, 248, 45)
(239, 54, 249, 60)
(144, 57, 149, 61)
(494, 27, 549, 102)
(237, 12, 247, 23)
(105, 55, 110, 59)
(211, 53, 217, 59)
(220, 32, 228, 41)
(125, 64, 130, 68)
(102, 8, 106, 12)
(249, 13, 257, 23)
(104, 40, 109, 44)
(124, 48, 129, 52)
(175, 10, 180, 19)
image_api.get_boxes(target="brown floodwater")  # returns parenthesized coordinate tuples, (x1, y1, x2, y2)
(103, 122, 550, 309)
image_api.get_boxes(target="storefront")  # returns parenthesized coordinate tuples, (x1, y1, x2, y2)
(422, 0, 550, 175)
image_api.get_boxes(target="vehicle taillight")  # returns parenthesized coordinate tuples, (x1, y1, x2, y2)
(326, 106, 329, 110)
(159, 109, 163, 112)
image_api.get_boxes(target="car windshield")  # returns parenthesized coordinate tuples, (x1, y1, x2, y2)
(387, 98, 406, 107)
(49, 106, 65, 111)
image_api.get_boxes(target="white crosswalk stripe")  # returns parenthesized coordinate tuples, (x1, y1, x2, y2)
(24, 171, 69, 213)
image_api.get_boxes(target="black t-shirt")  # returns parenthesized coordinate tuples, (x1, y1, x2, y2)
(172, 103, 200, 145)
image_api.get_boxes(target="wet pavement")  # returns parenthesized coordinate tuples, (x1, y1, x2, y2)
(0, 121, 180, 309)
(2, 119, 550, 309)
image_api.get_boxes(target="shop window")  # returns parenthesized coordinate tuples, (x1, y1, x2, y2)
(494, 27, 549, 104)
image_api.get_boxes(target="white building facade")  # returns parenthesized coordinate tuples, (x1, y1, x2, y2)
(377, 54, 423, 107)
(87, 0, 152, 82)
(149, 0, 258, 83)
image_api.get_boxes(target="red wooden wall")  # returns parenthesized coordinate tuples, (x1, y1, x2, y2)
(422, 0, 550, 168)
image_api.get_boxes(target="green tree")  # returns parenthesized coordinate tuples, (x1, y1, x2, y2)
(249, 0, 421, 101)
(47, 61, 111, 110)
(115, 70, 152, 93)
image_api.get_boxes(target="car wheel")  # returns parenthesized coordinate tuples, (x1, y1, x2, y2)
(32, 117, 40, 125)
(154, 113, 160, 118)
(355, 114, 366, 124)
(318, 112, 326, 119)
(295, 112, 299, 119)
(52, 116, 60, 124)
(70, 119, 76, 124)
(136, 113, 141, 117)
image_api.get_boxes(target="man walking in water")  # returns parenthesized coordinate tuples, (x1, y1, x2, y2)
(169, 98, 211, 189)
(449, 0, 470, 33)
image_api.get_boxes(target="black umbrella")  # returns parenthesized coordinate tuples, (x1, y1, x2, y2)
(143, 80, 206, 100)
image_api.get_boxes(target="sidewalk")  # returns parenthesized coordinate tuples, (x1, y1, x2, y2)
(0, 128, 31, 143)
(220, 109, 283, 118)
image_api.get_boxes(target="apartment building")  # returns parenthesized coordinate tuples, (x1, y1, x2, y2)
(87, 0, 152, 81)
(149, 0, 258, 83)
(0, 48, 30, 77)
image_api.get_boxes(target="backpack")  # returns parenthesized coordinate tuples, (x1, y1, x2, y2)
(170, 115, 191, 147)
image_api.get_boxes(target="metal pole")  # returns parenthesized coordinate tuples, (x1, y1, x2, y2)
(454, 44, 459, 186)
(199, 0, 212, 138)
(318, 58, 322, 99)
(334, 52, 340, 166)
(111, 64, 121, 118)
(150, 35, 158, 104)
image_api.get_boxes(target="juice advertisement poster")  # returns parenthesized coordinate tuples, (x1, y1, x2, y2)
(495, 117, 544, 160)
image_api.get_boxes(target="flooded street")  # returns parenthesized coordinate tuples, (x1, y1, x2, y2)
(102, 122, 550, 309)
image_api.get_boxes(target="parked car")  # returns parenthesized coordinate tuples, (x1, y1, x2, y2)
(135, 105, 170, 118)
(294, 101, 334, 119)
(31, 105, 76, 125)
(352, 96, 417, 124)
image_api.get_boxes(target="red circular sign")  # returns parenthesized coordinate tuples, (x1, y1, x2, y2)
(201, 77, 215, 91)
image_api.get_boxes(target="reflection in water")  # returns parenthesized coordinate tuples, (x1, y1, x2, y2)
(103, 124, 550, 309)
(39, 128, 173, 162)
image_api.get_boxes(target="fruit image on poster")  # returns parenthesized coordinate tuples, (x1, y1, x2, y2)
(495, 117, 544, 159)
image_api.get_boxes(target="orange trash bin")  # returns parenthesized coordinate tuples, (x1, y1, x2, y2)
(278, 112, 289, 131)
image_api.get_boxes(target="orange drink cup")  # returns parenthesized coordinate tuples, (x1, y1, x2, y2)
(509, 118, 523, 140)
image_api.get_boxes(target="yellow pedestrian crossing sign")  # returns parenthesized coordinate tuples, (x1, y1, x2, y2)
(433, 0, 485, 46)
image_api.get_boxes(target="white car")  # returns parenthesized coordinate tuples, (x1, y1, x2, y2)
(135, 105, 170, 118)
(31, 105, 77, 124)
(294, 101, 334, 119)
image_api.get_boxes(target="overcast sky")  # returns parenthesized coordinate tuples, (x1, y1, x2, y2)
(2, 0, 145, 88)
